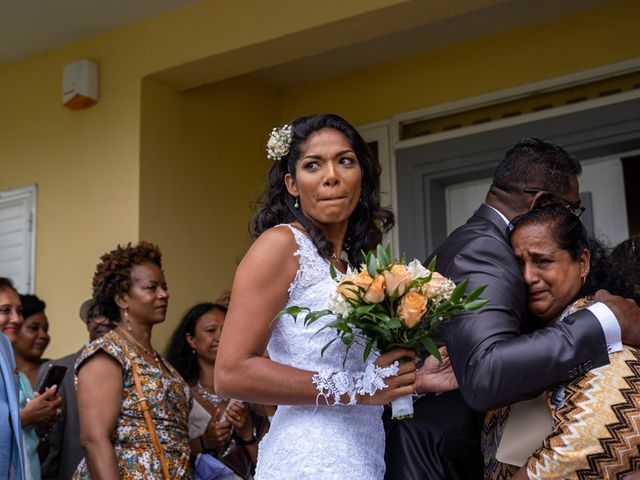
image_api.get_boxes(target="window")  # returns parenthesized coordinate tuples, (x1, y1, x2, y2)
(0, 185, 36, 293)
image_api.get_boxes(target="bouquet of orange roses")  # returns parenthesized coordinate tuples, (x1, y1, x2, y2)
(281, 244, 488, 419)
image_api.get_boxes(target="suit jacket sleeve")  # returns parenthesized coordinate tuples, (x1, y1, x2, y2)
(442, 234, 609, 412)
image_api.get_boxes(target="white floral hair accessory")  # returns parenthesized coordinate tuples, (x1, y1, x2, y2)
(267, 124, 293, 161)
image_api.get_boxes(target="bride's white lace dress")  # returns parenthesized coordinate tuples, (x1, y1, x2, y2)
(254, 225, 386, 480)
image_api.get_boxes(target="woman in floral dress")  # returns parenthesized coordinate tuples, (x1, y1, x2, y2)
(74, 242, 191, 479)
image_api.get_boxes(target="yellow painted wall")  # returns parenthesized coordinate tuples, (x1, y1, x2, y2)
(139, 76, 280, 352)
(280, 0, 640, 124)
(0, 44, 143, 358)
(0, 0, 420, 358)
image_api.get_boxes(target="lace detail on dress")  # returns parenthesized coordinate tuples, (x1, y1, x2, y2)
(312, 361, 399, 405)
(255, 224, 386, 480)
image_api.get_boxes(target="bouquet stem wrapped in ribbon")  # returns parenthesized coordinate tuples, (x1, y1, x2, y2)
(282, 244, 488, 420)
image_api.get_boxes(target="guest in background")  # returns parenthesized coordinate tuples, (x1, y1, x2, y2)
(15, 294, 50, 389)
(0, 277, 27, 480)
(1, 288, 60, 480)
(39, 299, 114, 480)
(74, 241, 191, 479)
(607, 235, 640, 303)
(166, 302, 267, 479)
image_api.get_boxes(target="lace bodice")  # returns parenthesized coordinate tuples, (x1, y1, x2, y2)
(267, 225, 371, 374)
(255, 224, 386, 480)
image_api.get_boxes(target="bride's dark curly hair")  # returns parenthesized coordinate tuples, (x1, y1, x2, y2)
(250, 113, 394, 265)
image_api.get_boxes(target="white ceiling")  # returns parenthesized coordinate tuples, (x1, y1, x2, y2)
(0, 0, 202, 66)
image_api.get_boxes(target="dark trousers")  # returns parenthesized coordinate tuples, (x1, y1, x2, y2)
(384, 391, 484, 480)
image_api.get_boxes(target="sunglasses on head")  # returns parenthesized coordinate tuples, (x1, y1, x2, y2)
(523, 187, 586, 218)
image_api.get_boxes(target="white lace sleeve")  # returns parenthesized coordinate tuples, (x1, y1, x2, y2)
(311, 361, 399, 405)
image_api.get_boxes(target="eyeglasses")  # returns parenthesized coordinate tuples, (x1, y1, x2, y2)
(523, 187, 586, 218)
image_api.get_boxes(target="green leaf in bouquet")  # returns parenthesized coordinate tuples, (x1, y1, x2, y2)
(303, 309, 333, 326)
(311, 318, 347, 338)
(376, 244, 388, 268)
(385, 318, 402, 329)
(426, 256, 437, 273)
(420, 336, 441, 362)
(329, 262, 338, 280)
(367, 252, 378, 278)
(400, 252, 407, 264)
(464, 299, 489, 311)
(343, 332, 354, 346)
(370, 311, 391, 324)
(363, 340, 373, 363)
(429, 316, 443, 329)
(361, 324, 392, 340)
(464, 285, 487, 303)
(278, 306, 309, 321)
(449, 278, 468, 304)
(320, 337, 338, 357)
(354, 304, 376, 317)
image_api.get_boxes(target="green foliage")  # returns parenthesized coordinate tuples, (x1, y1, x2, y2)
(281, 244, 489, 363)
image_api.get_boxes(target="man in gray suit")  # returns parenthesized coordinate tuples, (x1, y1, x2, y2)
(39, 299, 114, 480)
(385, 138, 640, 479)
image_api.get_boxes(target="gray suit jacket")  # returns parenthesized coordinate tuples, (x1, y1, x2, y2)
(38, 351, 81, 480)
(432, 204, 609, 411)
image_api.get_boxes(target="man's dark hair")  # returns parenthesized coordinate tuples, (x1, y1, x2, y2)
(493, 138, 582, 195)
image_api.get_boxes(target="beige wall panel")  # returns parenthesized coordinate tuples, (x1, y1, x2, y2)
(139, 76, 279, 353)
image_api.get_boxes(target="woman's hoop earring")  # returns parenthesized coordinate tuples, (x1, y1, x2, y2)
(294, 197, 300, 209)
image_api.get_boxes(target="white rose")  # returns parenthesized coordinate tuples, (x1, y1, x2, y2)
(329, 290, 354, 318)
(407, 259, 430, 280)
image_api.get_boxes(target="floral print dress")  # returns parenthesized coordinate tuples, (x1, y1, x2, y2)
(73, 330, 192, 479)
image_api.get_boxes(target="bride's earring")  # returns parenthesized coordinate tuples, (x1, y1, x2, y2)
(294, 196, 299, 209)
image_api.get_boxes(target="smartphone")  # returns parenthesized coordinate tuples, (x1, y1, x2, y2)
(36, 364, 68, 394)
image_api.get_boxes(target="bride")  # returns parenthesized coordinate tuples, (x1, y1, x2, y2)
(215, 114, 453, 479)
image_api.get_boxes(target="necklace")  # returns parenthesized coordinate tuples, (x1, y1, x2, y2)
(195, 381, 226, 407)
(117, 326, 158, 360)
(331, 250, 350, 269)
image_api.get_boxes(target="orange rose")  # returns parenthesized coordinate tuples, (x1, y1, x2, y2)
(363, 274, 385, 304)
(422, 272, 456, 300)
(354, 270, 374, 289)
(397, 291, 428, 328)
(337, 270, 377, 301)
(336, 274, 359, 301)
(383, 264, 412, 297)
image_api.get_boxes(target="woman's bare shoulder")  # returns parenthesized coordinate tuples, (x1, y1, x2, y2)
(244, 225, 298, 263)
